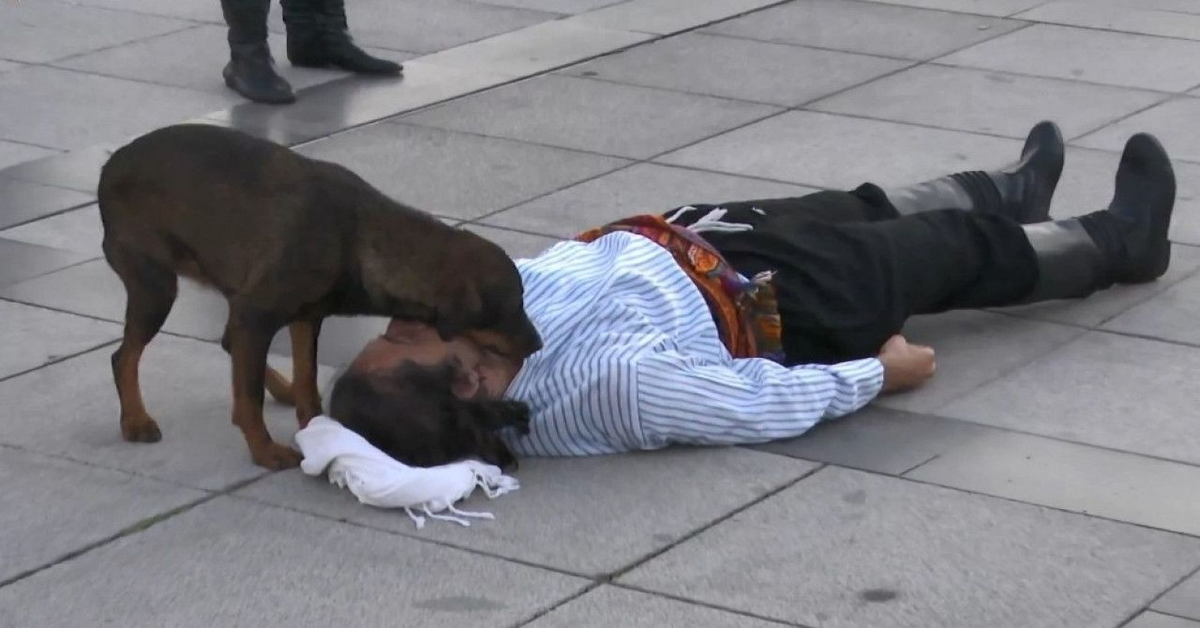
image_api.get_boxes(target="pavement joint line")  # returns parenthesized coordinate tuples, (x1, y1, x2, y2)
(897, 452, 942, 476)
(0, 336, 118, 386)
(0, 198, 99, 230)
(1114, 563, 1200, 628)
(0, 440, 240, 495)
(41, 56, 252, 99)
(1070, 93, 1192, 144)
(42, 0, 221, 26)
(508, 582, 605, 628)
(992, 11, 1200, 46)
(924, 59, 1180, 94)
(608, 582, 813, 627)
(0, 472, 270, 591)
(679, 29, 919, 63)
(38, 22, 204, 68)
(0, 137, 63, 152)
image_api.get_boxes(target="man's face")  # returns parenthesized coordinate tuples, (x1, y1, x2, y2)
(349, 320, 521, 399)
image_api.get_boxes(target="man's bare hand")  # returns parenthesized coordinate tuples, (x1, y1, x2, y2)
(878, 335, 936, 394)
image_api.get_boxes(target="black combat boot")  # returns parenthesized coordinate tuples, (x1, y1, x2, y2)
(221, 0, 296, 104)
(282, 0, 402, 75)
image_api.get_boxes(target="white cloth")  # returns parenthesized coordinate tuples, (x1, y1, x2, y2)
(295, 416, 519, 529)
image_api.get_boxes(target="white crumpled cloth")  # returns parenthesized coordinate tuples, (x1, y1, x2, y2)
(295, 415, 519, 529)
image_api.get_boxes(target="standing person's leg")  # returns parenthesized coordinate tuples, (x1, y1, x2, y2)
(282, 0, 402, 74)
(710, 133, 1175, 365)
(221, 0, 295, 104)
(662, 121, 1064, 233)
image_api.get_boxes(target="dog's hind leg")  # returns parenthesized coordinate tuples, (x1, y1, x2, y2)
(220, 324, 296, 407)
(288, 318, 324, 427)
(226, 303, 302, 469)
(104, 242, 177, 443)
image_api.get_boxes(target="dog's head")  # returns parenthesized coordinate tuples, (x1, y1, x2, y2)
(328, 360, 529, 470)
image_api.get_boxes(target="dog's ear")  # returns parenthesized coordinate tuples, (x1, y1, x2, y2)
(434, 277, 482, 341)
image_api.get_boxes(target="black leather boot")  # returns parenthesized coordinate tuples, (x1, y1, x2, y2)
(282, 0, 402, 75)
(221, 0, 295, 104)
(1017, 132, 1175, 303)
(886, 121, 1064, 223)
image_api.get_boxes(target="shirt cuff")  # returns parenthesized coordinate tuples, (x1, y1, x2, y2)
(829, 357, 885, 410)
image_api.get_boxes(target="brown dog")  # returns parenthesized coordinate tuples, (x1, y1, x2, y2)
(97, 124, 542, 469)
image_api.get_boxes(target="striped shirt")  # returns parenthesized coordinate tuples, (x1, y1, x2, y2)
(500, 231, 884, 457)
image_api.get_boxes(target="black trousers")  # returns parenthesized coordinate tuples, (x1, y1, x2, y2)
(664, 184, 1039, 365)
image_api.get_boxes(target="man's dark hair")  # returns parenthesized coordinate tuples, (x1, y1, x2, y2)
(327, 359, 530, 469)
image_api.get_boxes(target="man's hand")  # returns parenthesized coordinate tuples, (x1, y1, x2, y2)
(878, 335, 936, 394)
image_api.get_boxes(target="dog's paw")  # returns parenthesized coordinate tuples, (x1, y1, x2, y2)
(250, 442, 303, 470)
(120, 416, 162, 443)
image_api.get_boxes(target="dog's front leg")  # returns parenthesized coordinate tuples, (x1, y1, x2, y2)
(227, 309, 302, 470)
(288, 318, 323, 427)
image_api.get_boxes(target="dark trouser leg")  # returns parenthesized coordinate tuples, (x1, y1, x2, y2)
(663, 185, 900, 232)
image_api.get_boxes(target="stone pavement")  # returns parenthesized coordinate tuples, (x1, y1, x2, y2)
(3, 0, 1200, 625)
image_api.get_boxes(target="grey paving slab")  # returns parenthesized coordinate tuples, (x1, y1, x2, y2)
(239, 448, 816, 576)
(66, 0, 226, 23)
(0, 259, 228, 341)
(205, 61, 511, 147)
(939, 24, 1200, 92)
(658, 110, 1024, 200)
(0, 299, 120, 379)
(567, 32, 909, 106)
(0, 65, 233, 151)
(811, 64, 1164, 139)
(620, 467, 1200, 628)
(703, 0, 1025, 60)
(881, 310, 1085, 413)
(1157, 572, 1200, 621)
(940, 331, 1200, 465)
(403, 74, 779, 160)
(298, 122, 630, 219)
(1015, 1, 1200, 40)
(0, 1, 190, 64)
(1063, 0, 1200, 14)
(1105, 266, 1200, 345)
(1076, 98, 1200, 164)
(56, 24, 411, 95)
(0, 237, 91, 291)
(0, 496, 589, 627)
(0, 447, 205, 583)
(0, 335, 331, 490)
(263, 0, 559, 54)
(403, 12, 651, 77)
(0, 177, 93, 230)
(572, 0, 789, 35)
(0, 60, 24, 74)
(0, 145, 111, 193)
(481, 163, 816, 238)
(478, 0, 621, 12)
(751, 406, 989, 475)
(525, 586, 783, 628)
(0, 141, 57, 171)
(0, 205, 104, 257)
(1129, 613, 1200, 628)
(462, 223, 561, 258)
(854, 0, 1043, 15)
(907, 429, 1200, 536)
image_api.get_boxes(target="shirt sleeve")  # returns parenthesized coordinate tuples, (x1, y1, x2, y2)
(633, 352, 884, 448)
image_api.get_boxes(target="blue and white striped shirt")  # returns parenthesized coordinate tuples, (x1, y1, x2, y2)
(501, 232, 884, 457)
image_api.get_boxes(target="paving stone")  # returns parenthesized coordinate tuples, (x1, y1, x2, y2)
(0, 66, 233, 151)
(65, 0, 227, 23)
(907, 430, 1200, 536)
(478, 0, 621, 12)
(0, 335, 334, 490)
(853, 0, 1043, 16)
(940, 331, 1200, 465)
(0, 496, 589, 627)
(811, 64, 1164, 139)
(205, 61, 512, 147)
(404, 74, 778, 160)
(0, 60, 24, 74)
(0, 205, 104, 257)
(751, 406, 988, 475)
(939, 24, 1200, 92)
(263, 0, 558, 54)
(880, 310, 1085, 413)
(573, 0, 791, 35)
(0, 177, 94, 230)
(0, 447, 206, 583)
(0, 145, 111, 193)
(1076, 98, 1200, 164)
(567, 32, 909, 106)
(0, 259, 228, 341)
(0, 237, 91, 292)
(1129, 612, 1200, 628)
(420, 18, 654, 77)
(1104, 266, 1200, 345)
(239, 448, 816, 576)
(481, 163, 815, 238)
(1156, 572, 1200, 622)
(1015, 1, 1200, 40)
(0, 299, 120, 379)
(461, 224, 561, 258)
(0, 1, 190, 64)
(1056, 0, 1200, 13)
(997, 244, 1200, 328)
(525, 586, 783, 627)
(703, 0, 1024, 60)
(658, 110, 1024, 198)
(57, 25, 411, 95)
(298, 122, 630, 219)
(620, 467, 1200, 628)
(0, 140, 57, 171)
